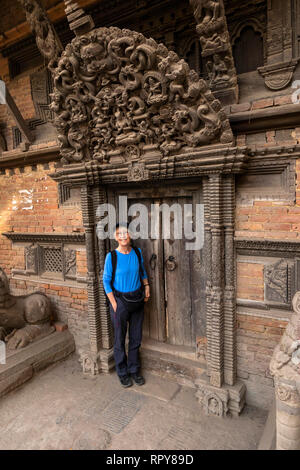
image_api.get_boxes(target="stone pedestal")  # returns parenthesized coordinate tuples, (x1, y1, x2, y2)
(0, 330, 75, 399)
(275, 378, 300, 450)
(195, 373, 246, 417)
(270, 292, 300, 450)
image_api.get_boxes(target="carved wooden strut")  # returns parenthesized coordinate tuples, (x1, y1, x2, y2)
(189, 0, 239, 104)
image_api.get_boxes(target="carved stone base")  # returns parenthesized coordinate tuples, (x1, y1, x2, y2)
(80, 348, 115, 375)
(98, 348, 115, 373)
(195, 373, 246, 418)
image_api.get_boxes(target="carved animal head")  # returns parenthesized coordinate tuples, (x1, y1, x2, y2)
(0, 268, 9, 294)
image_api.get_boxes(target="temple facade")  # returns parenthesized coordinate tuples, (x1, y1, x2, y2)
(0, 0, 300, 417)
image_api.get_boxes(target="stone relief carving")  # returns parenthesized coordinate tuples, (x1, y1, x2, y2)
(17, 0, 63, 71)
(189, 0, 238, 103)
(0, 267, 55, 350)
(270, 292, 300, 382)
(64, 249, 77, 276)
(196, 384, 229, 417)
(25, 244, 38, 273)
(264, 259, 290, 304)
(50, 27, 233, 165)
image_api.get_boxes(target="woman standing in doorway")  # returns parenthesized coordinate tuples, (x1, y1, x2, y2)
(103, 223, 150, 388)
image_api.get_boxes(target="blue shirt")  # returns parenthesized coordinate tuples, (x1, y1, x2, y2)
(102, 248, 148, 295)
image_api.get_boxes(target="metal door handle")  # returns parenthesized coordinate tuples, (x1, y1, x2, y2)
(150, 254, 157, 270)
(165, 256, 177, 271)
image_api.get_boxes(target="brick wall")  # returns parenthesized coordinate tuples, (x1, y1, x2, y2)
(0, 161, 90, 354)
(233, 93, 300, 408)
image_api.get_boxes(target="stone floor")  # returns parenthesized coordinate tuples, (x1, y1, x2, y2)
(0, 354, 267, 450)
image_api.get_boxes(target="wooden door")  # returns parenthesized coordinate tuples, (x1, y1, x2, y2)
(107, 184, 206, 348)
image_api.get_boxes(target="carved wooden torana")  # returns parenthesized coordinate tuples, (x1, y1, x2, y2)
(50, 26, 233, 165)
(18, 0, 249, 416)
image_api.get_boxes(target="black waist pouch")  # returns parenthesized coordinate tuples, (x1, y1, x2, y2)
(114, 286, 145, 313)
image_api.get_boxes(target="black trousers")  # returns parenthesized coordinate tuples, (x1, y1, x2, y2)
(109, 293, 144, 377)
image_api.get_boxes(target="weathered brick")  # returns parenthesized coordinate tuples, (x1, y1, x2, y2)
(231, 102, 251, 113)
(251, 98, 274, 110)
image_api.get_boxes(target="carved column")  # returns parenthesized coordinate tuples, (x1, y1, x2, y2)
(208, 173, 224, 388)
(195, 171, 246, 417)
(223, 175, 237, 386)
(80, 185, 102, 373)
(92, 185, 114, 372)
(203, 176, 212, 376)
(258, 0, 298, 90)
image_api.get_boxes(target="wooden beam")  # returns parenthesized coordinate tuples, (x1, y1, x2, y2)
(5, 86, 34, 144)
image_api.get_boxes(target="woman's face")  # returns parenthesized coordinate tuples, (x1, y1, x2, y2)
(115, 227, 131, 247)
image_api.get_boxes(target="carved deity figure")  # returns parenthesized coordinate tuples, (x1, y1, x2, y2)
(0, 267, 55, 350)
(189, 0, 221, 25)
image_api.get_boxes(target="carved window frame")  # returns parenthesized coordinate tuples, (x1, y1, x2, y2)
(236, 239, 300, 312)
(3, 232, 86, 285)
(231, 18, 267, 69)
(236, 159, 296, 206)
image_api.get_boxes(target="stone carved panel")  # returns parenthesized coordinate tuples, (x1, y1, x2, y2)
(196, 383, 229, 417)
(50, 27, 233, 165)
(64, 249, 77, 277)
(25, 244, 38, 274)
(264, 259, 289, 304)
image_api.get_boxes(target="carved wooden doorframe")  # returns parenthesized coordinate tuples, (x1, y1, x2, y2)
(45, 12, 248, 415)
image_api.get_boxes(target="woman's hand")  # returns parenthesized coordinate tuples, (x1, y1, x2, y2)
(144, 285, 150, 302)
(107, 292, 117, 312)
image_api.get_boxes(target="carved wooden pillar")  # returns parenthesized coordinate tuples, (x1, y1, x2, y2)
(223, 175, 237, 386)
(258, 0, 298, 90)
(93, 185, 114, 351)
(80, 185, 102, 371)
(208, 173, 224, 388)
(203, 177, 212, 376)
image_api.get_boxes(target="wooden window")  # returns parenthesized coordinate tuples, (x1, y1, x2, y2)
(233, 26, 264, 74)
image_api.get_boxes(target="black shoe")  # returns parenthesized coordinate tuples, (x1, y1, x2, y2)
(131, 373, 145, 386)
(119, 375, 133, 388)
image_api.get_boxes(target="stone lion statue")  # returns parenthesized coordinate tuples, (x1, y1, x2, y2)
(0, 267, 55, 350)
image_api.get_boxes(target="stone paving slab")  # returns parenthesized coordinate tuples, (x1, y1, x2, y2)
(0, 355, 268, 450)
(131, 371, 180, 402)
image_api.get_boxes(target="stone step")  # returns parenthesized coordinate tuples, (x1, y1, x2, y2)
(0, 330, 75, 399)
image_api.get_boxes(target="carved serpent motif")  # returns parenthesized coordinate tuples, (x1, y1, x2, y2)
(50, 27, 233, 165)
